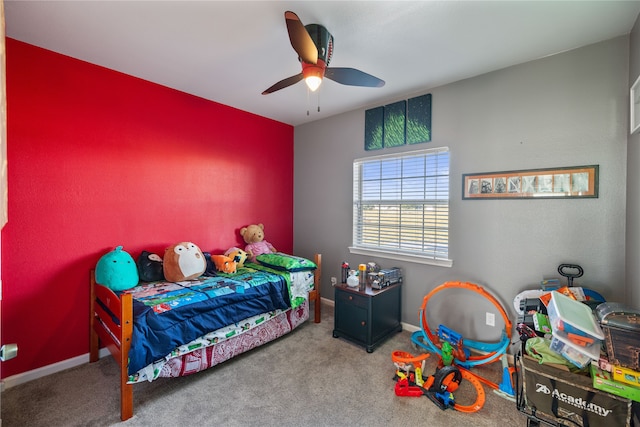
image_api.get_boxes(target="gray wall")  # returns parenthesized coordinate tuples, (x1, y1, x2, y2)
(627, 16, 640, 309)
(294, 36, 629, 339)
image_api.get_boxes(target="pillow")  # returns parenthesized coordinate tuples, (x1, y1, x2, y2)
(255, 252, 317, 272)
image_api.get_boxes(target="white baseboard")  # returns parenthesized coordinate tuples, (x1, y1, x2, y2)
(402, 322, 420, 333)
(321, 296, 334, 307)
(1, 348, 110, 392)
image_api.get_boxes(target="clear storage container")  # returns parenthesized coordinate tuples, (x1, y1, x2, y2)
(547, 291, 604, 344)
(549, 329, 601, 368)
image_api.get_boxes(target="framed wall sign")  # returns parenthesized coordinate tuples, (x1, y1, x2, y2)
(631, 75, 640, 135)
(462, 165, 599, 200)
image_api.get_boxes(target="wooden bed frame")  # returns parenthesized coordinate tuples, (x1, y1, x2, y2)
(89, 253, 321, 421)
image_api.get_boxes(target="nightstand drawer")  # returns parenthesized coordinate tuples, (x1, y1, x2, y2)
(336, 304, 368, 342)
(335, 290, 368, 308)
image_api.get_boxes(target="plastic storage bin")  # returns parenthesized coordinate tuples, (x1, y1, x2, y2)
(547, 291, 604, 344)
(549, 329, 600, 368)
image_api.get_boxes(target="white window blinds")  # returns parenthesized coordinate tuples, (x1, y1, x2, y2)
(352, 147, 450, 262)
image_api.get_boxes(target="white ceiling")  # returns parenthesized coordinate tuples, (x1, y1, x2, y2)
(5, 1, 640, 126)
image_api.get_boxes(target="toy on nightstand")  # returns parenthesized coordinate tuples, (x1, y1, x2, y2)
(346, 270, 359, 288)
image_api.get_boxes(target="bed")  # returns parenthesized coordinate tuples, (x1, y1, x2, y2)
(89, 253, 321, 421)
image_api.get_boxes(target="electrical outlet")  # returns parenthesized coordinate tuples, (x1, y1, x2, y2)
(331, 277, 337, 286)
(0, 344, 18, 361)
(486, 312, 495, 327)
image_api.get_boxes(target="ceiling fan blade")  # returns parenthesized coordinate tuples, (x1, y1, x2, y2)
(262, 73, 304, 95)
(285, 11, 318, 65)
(324, 67, 385, 88)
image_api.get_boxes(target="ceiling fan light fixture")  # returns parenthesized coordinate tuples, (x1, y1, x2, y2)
(302, 62, 325, 92)
(261, 11, 384, 96)
(305, 75, 322, 92)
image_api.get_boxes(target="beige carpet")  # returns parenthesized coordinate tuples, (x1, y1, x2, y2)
(1, 302, 527, 426)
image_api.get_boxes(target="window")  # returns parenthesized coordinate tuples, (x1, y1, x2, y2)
(351, 147, 451, 267)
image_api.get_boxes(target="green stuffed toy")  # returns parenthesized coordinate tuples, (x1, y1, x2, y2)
(95, 246, 139, 291)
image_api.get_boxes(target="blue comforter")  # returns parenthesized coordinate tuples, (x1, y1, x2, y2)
(124, 267, 289, 375)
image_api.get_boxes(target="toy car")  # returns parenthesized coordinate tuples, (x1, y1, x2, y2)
(371, 267, 403, 289)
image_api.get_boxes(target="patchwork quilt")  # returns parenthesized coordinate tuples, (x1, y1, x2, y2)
(124, 264, 315, 376)
(125, 267, 290, 375)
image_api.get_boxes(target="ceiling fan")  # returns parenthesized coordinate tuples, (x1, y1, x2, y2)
(262, 11, 385, 95)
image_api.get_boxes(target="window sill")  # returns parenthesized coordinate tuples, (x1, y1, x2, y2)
(348, 247, 453, 268)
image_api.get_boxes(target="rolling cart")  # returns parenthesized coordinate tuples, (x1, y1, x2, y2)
(514, 264, 630, 426)
(515, 342, 634, 427)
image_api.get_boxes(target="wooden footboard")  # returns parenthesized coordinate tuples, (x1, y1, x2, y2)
(309, 253, 322, 323)
(89, 253, 322, 421)
(89, 271, 133, 421)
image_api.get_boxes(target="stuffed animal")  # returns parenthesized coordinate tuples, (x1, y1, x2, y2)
(240, 223, 276, 262)
(210, 254, 238, 274)
(163, 242, 206, 282)
(224, 247, 248, 267)
(137, 250, 164, 282)
(95, 246, 139, 291)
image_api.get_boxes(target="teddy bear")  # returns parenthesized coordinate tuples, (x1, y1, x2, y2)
(240, 223, 276, 262)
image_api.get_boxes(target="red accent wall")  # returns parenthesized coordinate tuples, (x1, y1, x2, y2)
(1, 39, 294, 378)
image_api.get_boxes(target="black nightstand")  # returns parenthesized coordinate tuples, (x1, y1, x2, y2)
(332, 282, 402, 352)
